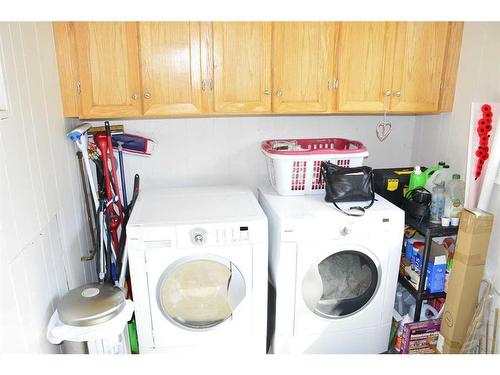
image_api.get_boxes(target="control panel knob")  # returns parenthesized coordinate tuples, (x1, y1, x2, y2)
(194, 233, 204, 244)
(190, 227, 208, 245)
(341, 227, 351, 236)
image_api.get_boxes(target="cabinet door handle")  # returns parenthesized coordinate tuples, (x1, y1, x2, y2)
(384, 90, 392, 97)
(394, 90, 401, 97)
(201, 80, 206, 92)
(144, 91, 151, 100)
(334, 79, 339, 90)
(209, 80, 213, 91)
(264, 89, 270, 96)
(131, 93, 138, 100)
(275, 89, 283, 97)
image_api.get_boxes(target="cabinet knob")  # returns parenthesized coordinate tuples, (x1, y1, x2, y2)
(395, 90, 401, 97)
(275, 90, 283, 97)
(144, 91, 151, 100)
(264, 89, 270, 96)
(384, 90, 392, 97)
(131, 93, 138, 100)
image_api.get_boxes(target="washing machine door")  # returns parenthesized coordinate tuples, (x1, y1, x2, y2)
(301, 247, 380, 319)
(156, 254, 246, 330)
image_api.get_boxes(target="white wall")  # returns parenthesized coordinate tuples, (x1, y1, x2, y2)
(411, 22, 500, 176)
(411, 22, 500, 285)
(91, 114, 416, 196)
(0, 23, 91, 353)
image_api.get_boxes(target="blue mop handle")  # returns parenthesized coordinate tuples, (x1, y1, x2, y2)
(117, 142, 128, 211)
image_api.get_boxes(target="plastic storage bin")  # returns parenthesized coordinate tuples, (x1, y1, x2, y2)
(261, 138, 369, 195)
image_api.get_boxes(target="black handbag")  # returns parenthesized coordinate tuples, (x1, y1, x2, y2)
(320, 161, 375, 216)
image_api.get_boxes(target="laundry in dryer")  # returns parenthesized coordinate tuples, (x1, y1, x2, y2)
(259, 185, 404, 354)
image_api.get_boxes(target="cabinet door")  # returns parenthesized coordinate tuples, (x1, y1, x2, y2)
(139, 22, 211, 116)
(390, 22, 449, 113)
(438, 22, 464, 112)
(272, 22, 336, 113)
(53, 22, 80, 117)
(336, 22, 396, 113)
(74, 22, 142, 118)
(212, 22, 272, 113)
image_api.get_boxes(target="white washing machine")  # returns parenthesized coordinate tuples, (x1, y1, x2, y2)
(258, 186, 404, 354)
(127, 186, 268, 354)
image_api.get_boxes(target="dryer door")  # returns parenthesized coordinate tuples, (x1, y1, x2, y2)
(301, 248, 380, 319)
(156, 254, 246, 330)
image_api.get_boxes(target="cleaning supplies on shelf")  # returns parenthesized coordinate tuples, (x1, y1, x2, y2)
(408, 166, 426, 191)
(426, 246, 447, 293)
(430, 182, 446, 223)
(424, 162, 451, 192)
(408, 163, 447, 193)
(404, 234, 425, 262)
(394, 313, 413, 352)
(412, 241, 425, 272)
(444, 174, 465, 220)
(394, 283, 416, 316)
(409, 302, 440, 321)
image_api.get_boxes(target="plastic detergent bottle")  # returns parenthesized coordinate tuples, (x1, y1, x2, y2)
(425, 163, 451, 192)
(444, 174, 465, 218)
(430, 182, 446, 223)
(408, 166, 426, 191)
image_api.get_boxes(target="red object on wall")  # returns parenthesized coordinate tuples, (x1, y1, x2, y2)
(475, 104, 494, 180)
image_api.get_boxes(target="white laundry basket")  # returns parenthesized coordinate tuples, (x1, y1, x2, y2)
(261, 138, 369, 196)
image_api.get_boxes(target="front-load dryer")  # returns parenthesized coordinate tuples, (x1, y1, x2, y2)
(258, 186, 404, 354)
(127, 186, 268, 354)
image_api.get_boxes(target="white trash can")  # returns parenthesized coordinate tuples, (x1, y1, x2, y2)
(47, 282, 134, 354)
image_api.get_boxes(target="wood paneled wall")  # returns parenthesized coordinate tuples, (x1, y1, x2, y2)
(0, 22, 91, 353)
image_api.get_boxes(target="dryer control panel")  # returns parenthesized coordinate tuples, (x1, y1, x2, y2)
(177, 224, 252, 248)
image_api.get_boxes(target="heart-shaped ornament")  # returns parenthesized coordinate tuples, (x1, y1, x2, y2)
(376, 120, 392, 142)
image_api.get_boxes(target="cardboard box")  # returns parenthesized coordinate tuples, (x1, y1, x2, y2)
(453, 208, 493, 266)
(426, 242, 447, 293)
(438, 208, 493, 353)
(401, 319, 441, 354)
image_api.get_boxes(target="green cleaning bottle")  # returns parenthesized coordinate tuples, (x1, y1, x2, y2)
(408, 166, 427, 191)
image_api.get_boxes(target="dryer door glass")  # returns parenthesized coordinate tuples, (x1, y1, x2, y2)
(157, 257, 246, 329)
(302, 250, 378, 318)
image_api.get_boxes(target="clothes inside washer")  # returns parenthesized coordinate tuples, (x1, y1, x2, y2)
(159, 260, 233, 329)
(316, 252, 375, 317)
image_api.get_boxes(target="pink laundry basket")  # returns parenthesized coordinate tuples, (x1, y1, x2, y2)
(261, 138, 369, 196)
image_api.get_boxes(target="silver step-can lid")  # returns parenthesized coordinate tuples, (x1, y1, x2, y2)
(57, 282, 126, 327)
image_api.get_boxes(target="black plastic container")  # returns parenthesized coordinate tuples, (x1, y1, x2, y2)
(373, 167, 414, 208)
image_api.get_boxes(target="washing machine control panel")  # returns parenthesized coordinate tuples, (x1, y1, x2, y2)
(181, 224, 251, 247)
(190, 228, 207, 245)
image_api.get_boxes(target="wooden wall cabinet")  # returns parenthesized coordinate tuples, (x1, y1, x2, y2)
(53, 21, 463, 119)
(139, 22, 211, 116)
(390, 22, 449, 113)
(336, 22, 396, 113)
(74, 22, 143, 119)
(272, 22, 336, 113)
(212, 22, 272, 113)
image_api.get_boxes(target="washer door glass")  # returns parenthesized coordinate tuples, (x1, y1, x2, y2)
(157, 256, 246, 329)
(302, 250, 378, 318)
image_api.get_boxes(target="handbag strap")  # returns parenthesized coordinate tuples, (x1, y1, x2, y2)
(330, 195, 375, 216)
